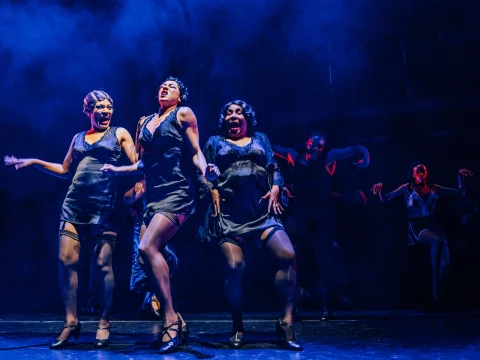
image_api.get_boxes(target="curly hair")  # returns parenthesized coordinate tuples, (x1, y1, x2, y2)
(83, 90, 113, 115)
(158, 76, 189, 102)
(218, 100, 257, 136)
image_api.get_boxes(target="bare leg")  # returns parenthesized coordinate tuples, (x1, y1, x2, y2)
(138, 213, 184, 342)
(57, 222, 81, 340)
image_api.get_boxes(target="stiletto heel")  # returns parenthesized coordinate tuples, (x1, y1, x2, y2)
(158, 316, 181, 354)
(49, 321, 81, 349)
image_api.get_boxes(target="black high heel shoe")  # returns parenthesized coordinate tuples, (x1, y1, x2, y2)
(228, 331, 244, 348)
(158, 316, 181, 354)
(93, 322, 111, 349)
(50, 321, 81, 349)
(180, 323, 190, 345)
(275, 319, 302, 351)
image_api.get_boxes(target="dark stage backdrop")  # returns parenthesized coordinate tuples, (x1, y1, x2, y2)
(1, 0, 479, 314)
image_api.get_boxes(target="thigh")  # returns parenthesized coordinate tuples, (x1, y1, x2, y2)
(220, 241, 245, 267)
(90, 227, 116, 266)
(58, 221, 81, 264)
(263, 229, 295, 260)
(140, 213, 183, 251)
(418, 230, 445, 246)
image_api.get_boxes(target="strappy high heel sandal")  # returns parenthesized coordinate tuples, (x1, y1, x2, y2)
(50, 321, 81, 349)
(93, 322, 111, 349)
(158, 316, 181, 354)
(275, 319, 302, 351)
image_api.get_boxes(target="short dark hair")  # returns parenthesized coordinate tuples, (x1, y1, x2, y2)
(218, 100, 257, 136)
(83, 90, 113, 115)
(158, 76, 189, 102)
(406, 161, 429, 182)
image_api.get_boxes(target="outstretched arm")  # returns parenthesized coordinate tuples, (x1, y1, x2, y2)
(435, 168, 474, 196)
(272, 144, 299, 166)
(371, 183, 408, 203)
(327, 145, 370, 169)
(4, 135, 77, 179)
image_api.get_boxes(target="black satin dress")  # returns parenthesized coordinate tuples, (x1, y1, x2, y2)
(198, 133, 284, 244)
(138, 108, 195, 221)
(60, 126, 122, 230)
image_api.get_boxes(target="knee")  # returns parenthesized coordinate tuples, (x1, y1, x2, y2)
(277, 248, 296, 267)
(58, 252, 79, 267)
(138, 242, 155, 260)
(96, 257, 112, 274)
(226, 258, 245, 273)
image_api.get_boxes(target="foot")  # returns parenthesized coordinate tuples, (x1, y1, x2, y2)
(158, 316, 181, 354)
(275, 319, 302, 351)
(94, 320, 111, 349)
(320, 307, 330, 321)
(228, 331, 244, 348)
(50, 321, 81, 349)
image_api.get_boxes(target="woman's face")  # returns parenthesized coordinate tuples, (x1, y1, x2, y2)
(158, 80, 181, 106)
(412, 164, 428, 184)
(305, 135, 325, 161)
(90, 99, 113, 130)
(224, 104, 247, 140)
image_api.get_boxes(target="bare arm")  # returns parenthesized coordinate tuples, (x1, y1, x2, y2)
(178, 106, 209, 176)
(117, 127, 137, 164)
(4, 135, 77, 179)
(123, 178, 146, 205)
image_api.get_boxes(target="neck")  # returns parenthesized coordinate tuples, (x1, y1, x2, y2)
(87, 126, 109, 135)
(158, 104, 178, 116)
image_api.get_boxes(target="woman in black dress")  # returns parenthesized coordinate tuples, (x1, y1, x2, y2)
(101, 77, 219, 353)
(371, 162, 473, 307)
(4, 90, 137, 348)
(198, 100, 302, 351)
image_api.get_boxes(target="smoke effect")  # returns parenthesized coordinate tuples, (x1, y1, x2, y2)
(0, 0, 478, 138)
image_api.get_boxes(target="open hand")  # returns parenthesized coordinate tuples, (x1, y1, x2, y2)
(262, 185, 283, 215)
(205, 163, 220, 181)
(371, 183, 383, 195)
(458, 168, 473, 178)
(4, 155, 34, 170)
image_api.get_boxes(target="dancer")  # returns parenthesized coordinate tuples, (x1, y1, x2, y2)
(101, 77, 219, 353)
(273, 132, 369, 320)
(4, 90, 136, 349)
(198, 100, 302, 351)
(123, 179, 183, 328)
(371, 163, 473, 308)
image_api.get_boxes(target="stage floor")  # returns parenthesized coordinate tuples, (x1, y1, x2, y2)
(0, 311, 479, 359)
